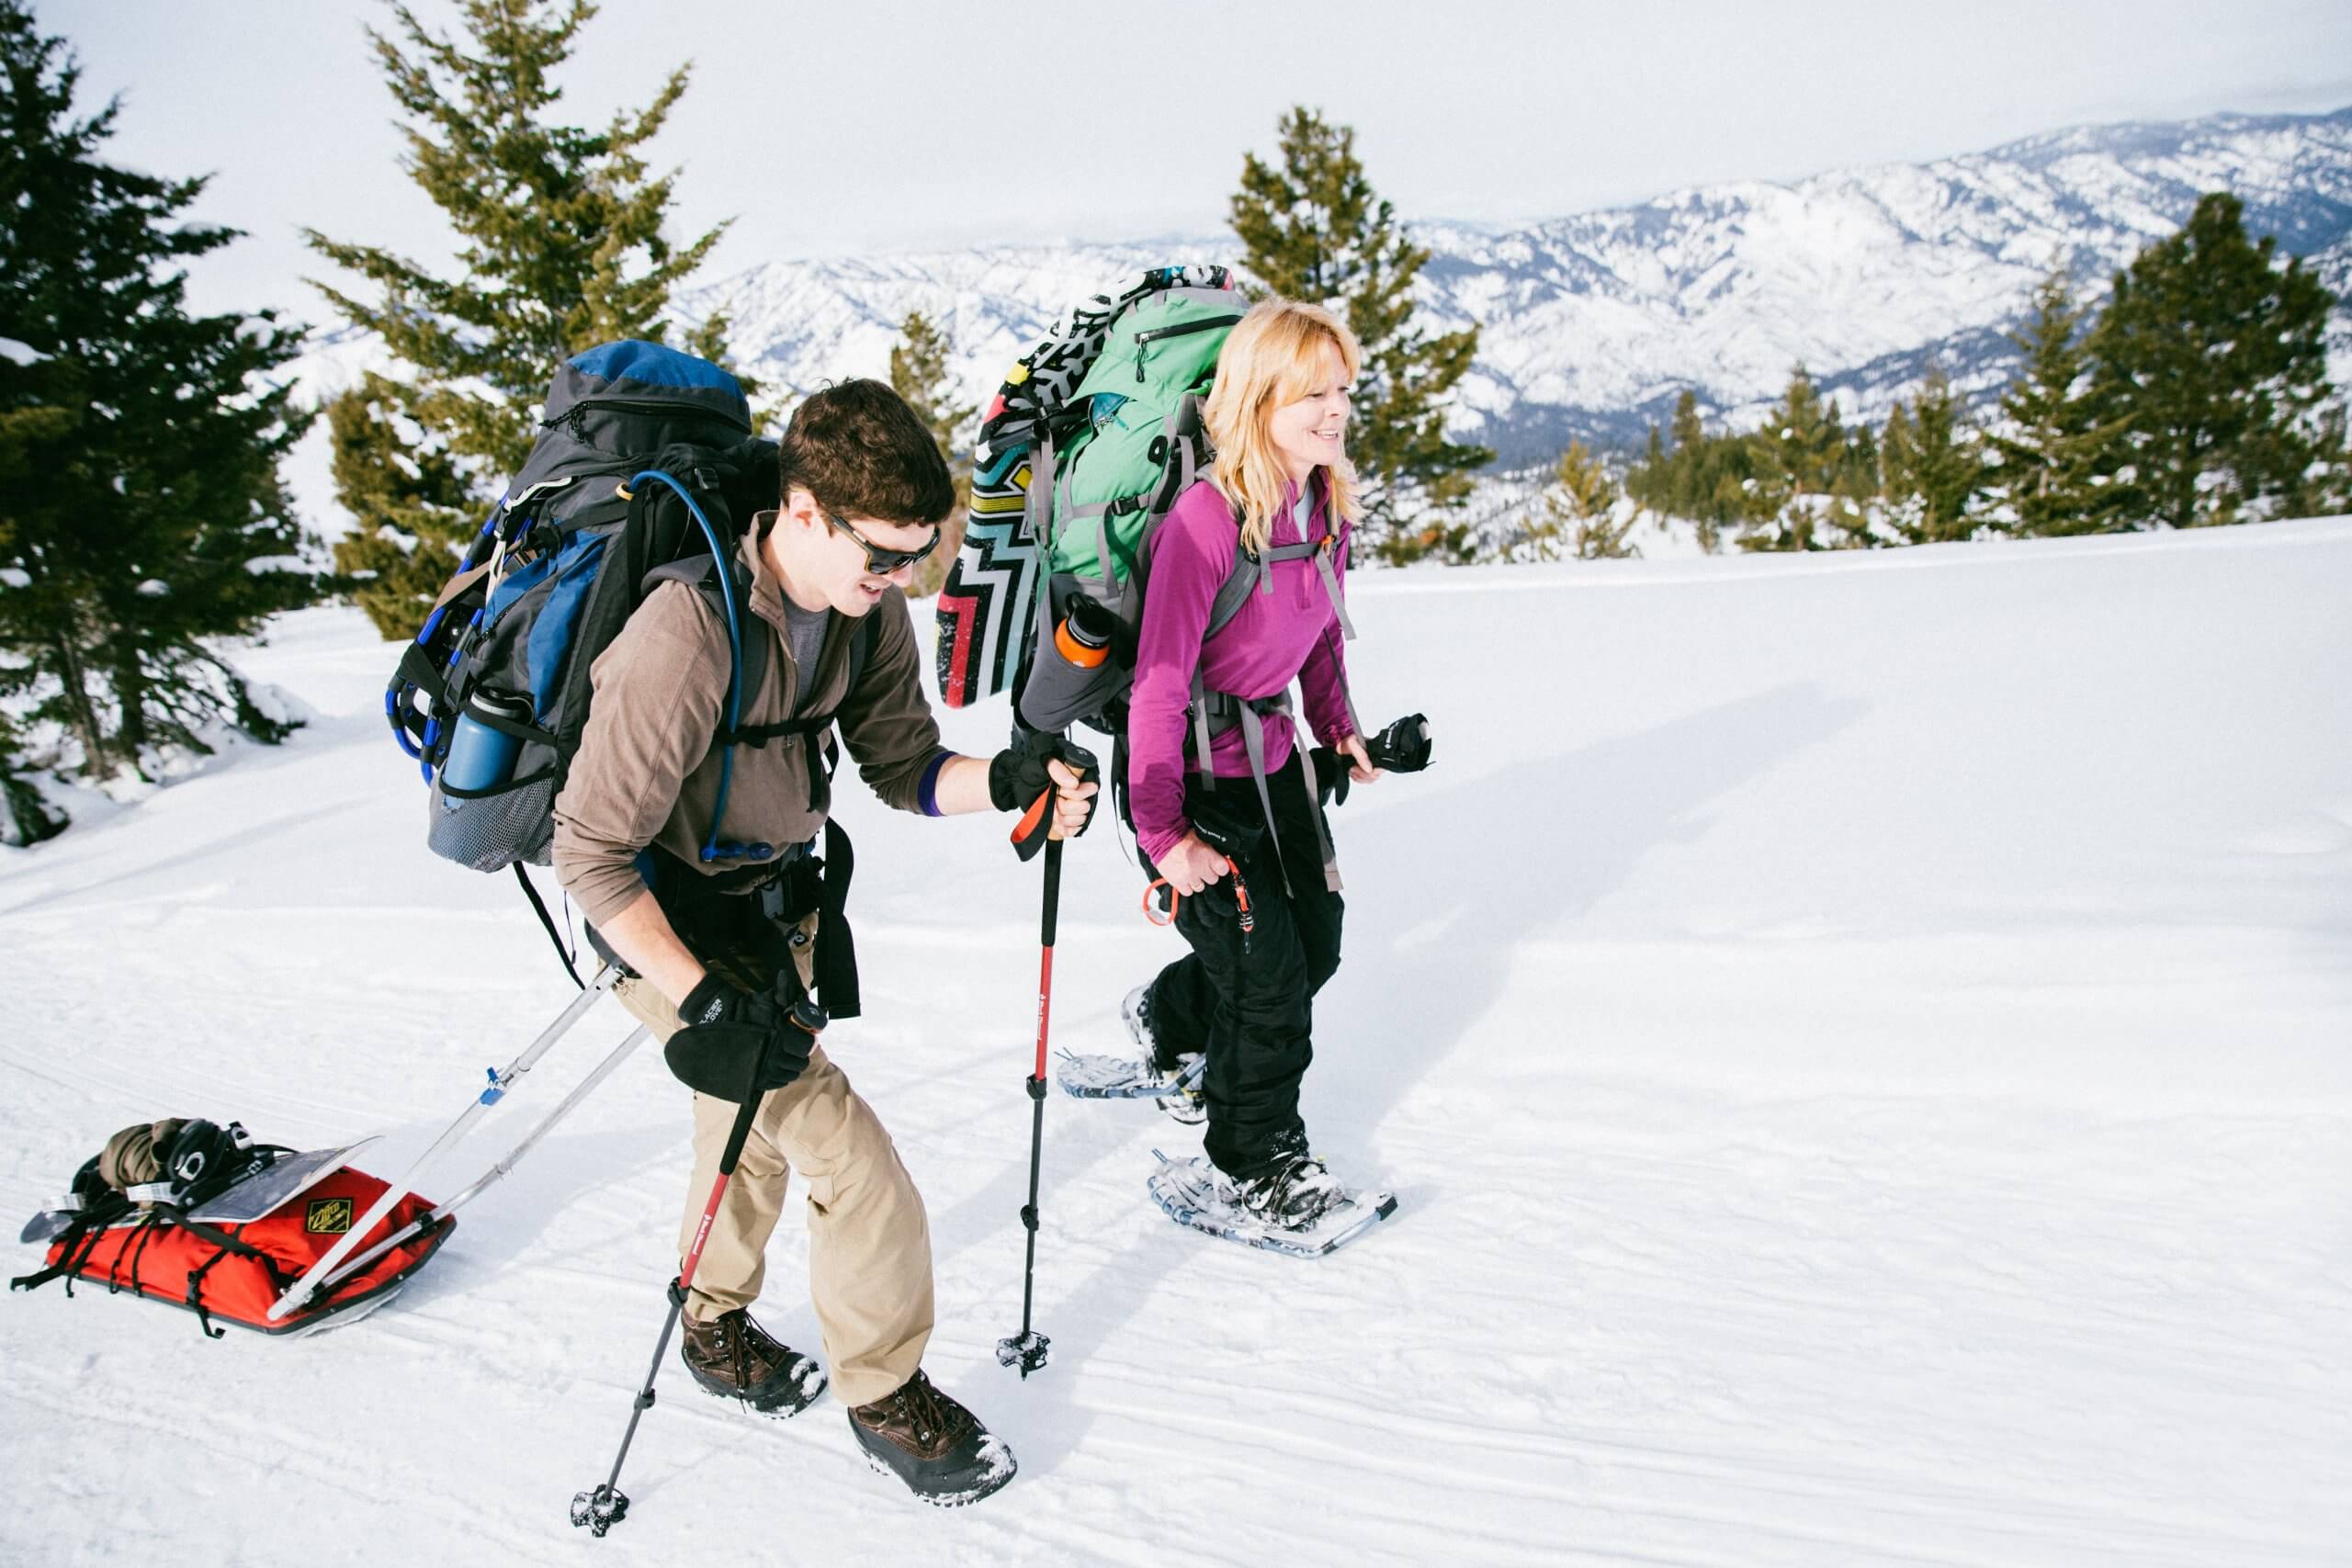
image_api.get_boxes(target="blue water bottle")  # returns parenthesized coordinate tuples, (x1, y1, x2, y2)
(439, 689, 534, 795)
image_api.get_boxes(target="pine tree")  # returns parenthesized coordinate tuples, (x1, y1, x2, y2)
(888, 310, 975, 597)
(1230, 107, 1490, 559)
(1538, 440, 1632, 559)
(1882, 367, 1988, 545)
(0, 0, 319, 821)
(310, 0, 740, 636)
(1742, 367, 1849, 549)
(2089, 191, 2339, 528)
(1624, 389, 1751, 550)
(1987, 265, 2132, 536)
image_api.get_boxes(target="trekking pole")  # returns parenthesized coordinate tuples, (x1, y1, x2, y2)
(996, 830, 1061, 1379)
(267, 964, 618, 1323)
(571, 998, 825, 1539)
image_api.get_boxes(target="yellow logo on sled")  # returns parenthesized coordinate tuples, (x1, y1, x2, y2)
(306, 1197, 355, 1235)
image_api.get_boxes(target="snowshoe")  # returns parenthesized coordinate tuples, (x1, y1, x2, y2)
(1055, 983, 1206, 1123)
(681, 1307, 828, 1417)
(847, 1369, 1017, 1506)
(1056, 1048, 1204, 1111)
(1147, 1149, 1396, 1258)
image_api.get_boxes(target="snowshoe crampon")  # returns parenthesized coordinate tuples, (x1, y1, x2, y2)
(1146, 1150, 1396, 1258)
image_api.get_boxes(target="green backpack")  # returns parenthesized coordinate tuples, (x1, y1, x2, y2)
(959, 266, 1358, 893)
(1002, 269, 1353, 747)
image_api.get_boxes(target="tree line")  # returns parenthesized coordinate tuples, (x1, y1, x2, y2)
(1606, 194, 2347, 554)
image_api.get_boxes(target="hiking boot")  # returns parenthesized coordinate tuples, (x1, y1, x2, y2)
(1230, 1147, 1349, 1232)
(846, 1368, 1017, 1506)
(680, 1306, 827, 1417)
(1124, 982, 1205, 1125)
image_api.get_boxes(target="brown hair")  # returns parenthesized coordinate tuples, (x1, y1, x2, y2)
(775, 378, 956, 527)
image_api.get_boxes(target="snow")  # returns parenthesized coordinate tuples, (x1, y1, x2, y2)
(4, 520, 2348, 1564)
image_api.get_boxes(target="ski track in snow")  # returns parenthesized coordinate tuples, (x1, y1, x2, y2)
(5, 523, 2349, 1566)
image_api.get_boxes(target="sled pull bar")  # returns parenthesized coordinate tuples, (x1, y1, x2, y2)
(314, 1023, 651, 1296)
(266, 965, 617, 1321)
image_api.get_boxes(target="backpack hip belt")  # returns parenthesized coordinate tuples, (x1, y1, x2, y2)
(1186, 688, 1340, 898)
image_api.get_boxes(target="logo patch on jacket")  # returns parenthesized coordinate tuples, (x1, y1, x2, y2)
(305, 1197, 355, 1235)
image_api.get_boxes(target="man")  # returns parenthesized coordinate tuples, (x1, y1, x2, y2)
(550, 379, 1094, 1506)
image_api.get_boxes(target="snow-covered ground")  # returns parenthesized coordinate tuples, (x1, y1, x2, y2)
(4, 520, 2347, 1566)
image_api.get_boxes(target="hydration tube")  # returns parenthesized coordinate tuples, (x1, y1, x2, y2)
(624, 468, 747, 863)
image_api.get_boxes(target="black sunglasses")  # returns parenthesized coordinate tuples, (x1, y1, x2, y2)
(825, 508, 942, 574)
(755, 507, 944, 575)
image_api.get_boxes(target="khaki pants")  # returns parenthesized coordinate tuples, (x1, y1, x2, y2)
(616, 955, 933, 1409)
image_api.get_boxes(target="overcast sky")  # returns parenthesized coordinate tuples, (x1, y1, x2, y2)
(44, 0, 2352, 322)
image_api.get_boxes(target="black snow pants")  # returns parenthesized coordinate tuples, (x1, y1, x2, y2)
(1140, 756, 1344, 1178)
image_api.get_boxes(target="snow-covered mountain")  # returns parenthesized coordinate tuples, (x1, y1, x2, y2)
(675, 107, 2352, 465)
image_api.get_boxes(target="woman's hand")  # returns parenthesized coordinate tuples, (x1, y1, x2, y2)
(1159, 831, 1231, 897)
(1337, 731, 1382, 784)
(1045, 757, 1097, 840)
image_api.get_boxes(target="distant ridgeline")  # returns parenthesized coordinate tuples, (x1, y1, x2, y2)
(679, 107, 2352, 468)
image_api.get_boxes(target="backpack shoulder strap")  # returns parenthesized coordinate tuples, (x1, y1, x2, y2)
(649, 554, 767, 735)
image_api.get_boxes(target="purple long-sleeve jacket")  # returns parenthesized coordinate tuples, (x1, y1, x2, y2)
(1127, 476, 1354, 862)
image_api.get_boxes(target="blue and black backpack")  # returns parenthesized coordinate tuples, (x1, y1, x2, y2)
(386, 341, 870, 971)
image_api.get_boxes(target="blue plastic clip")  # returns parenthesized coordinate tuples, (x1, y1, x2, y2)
(480, 1068, 506, 1107)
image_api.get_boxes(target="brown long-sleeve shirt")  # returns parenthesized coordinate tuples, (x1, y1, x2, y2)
(550, 526, 949, 927)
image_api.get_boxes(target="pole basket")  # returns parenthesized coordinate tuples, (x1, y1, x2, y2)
(995, 1329, 1050, 1377)
(570, 1483, 628, 1536)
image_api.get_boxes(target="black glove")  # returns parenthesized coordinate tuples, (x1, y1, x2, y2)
(1309, 746, 1353, 809)
(1364, 714, 1433, 773)
(666, 975, 824, 1101)
(991, 730, 1102, 859)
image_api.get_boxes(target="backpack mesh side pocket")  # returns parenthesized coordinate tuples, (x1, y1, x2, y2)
(426, 773, 557, 871)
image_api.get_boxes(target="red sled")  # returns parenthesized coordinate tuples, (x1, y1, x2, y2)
(17, 1166, 452, 1337)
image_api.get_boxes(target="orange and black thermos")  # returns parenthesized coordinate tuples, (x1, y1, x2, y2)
(1054, 595, 1114, 669)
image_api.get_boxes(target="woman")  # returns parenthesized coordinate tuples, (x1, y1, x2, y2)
(1118, 297, 1381, 1232)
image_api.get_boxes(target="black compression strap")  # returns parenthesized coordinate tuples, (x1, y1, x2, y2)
(514, 863, 584, 989)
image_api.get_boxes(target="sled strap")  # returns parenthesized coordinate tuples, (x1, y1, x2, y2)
(9, 1216, 107, 1295)
(185, 1244, 234, 1339)
(113, 1212, 165, 1295)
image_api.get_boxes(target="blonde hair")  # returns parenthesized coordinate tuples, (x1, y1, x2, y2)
(1203, 298, 1363, 555)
